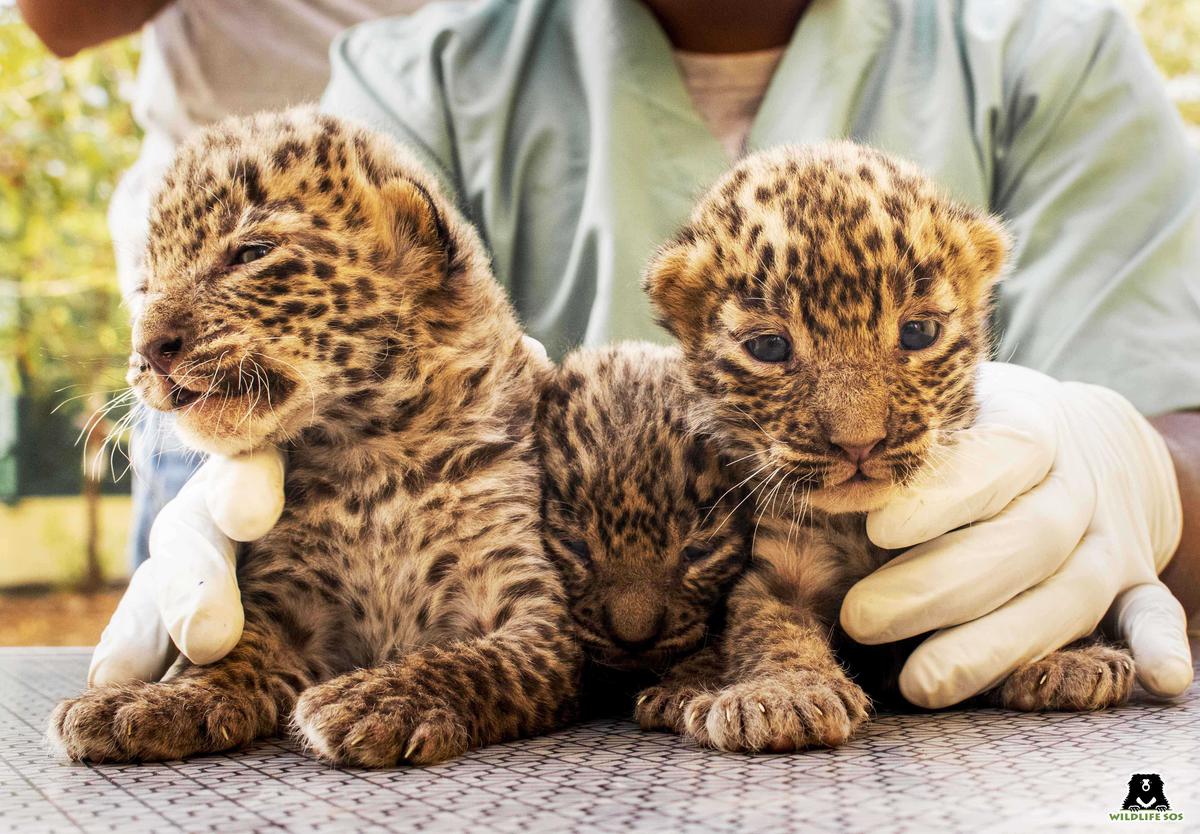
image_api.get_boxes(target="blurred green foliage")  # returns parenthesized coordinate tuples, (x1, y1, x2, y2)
(0, 8, 142, 494)
(1128, 0, 1200, 77)
(1125, 0, 1200, 127)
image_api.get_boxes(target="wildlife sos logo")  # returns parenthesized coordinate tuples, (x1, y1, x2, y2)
(1109, 774, 1184, 823)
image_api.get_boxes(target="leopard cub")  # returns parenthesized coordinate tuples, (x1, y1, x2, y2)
(536, 343, 751, 721)
(48, 109, 579, 767)
(645, 142, 1134, 751)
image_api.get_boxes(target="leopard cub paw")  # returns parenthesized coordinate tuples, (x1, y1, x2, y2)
(999, 643, 1134, 712)
(294, 672, 470, 768)
(48, 682, 262, 763)
(682, 670, 870, 753)
(635, 682, 710, 733)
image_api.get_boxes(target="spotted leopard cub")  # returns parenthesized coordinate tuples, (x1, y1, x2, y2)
(645, 143, 1133, 752)
(48, 109, 579, 766)
(536, 343, 750, 722)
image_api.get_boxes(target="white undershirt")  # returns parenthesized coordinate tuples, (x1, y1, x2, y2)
(673, 47, 786, 161)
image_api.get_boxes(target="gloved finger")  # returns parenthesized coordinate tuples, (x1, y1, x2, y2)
(866, 422, 1055, 549)
(149, 476, 244, 665)
(1109, 582, 1194, 697)
(897, 534, 1116, 708)
(88, 559, 178, 687)
(522, 334, 550, 366)
(844, 468, 1092, 643)
(204, 447, 286, 542)
(867, 382, 1057, 551)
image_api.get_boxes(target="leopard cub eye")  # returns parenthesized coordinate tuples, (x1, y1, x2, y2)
(563, 539, 591, 563)
(899, 319, 942, 351)
(232, 243, 272, 266)
(682, 544, 716, 564)
(743, 334, 791, 363)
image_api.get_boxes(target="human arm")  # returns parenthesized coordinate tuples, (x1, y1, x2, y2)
(1155, 412, 1200, 619)
(16, 0, 171, 58)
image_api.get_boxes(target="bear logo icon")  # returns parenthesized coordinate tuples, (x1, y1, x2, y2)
(1122, 774, 1170, 812)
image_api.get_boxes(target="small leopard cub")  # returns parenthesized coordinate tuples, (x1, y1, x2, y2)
(536, 343, 751, 722)
(48, 109, 579, 767)
(645, 143, 1134, 752)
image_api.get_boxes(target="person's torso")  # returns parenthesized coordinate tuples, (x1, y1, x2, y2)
(338, 0, 1037, 355)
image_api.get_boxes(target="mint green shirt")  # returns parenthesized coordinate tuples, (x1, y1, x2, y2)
(322, 0, 1200, 415)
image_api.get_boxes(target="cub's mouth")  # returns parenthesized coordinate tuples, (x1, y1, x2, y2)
(132, 353, 297, 428)
(585, 641, 685, 671)
(843, 470, 875, 484)
(800, 459, 900, 514)
(135, 362, 246, 413)
(573, 619, 705, 671)
(160, 375, 206, 409)
(130, 352, 302, 455)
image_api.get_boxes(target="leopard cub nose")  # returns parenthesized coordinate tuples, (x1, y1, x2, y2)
(603, 593, 667, 655)
(138, 334, 186, 377)
(831, 435, 885, 466)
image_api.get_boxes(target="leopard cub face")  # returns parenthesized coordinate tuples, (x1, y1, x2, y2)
(129, 108, 468, 456)
(646, 142, 1008, 514)
(537, 344, 751, 670)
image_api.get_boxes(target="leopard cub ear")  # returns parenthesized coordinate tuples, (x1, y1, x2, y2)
(643, 233, 710, 343)
(962, 210, 1011, 300)
(376, 177, 449, 269)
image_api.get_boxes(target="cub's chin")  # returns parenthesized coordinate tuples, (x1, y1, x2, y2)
(132, 373, 293, 458)
(807, 476, 897, 515)
(171, 412, 279, 458)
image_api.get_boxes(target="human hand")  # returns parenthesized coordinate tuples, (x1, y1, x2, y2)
(87, 447, 285, 686)
(840, 362, 1191, 708)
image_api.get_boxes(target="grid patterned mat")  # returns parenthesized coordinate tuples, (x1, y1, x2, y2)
(2, 647, 1197, 834)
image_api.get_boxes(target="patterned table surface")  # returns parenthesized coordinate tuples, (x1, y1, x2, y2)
(2, 647, 1197, 834)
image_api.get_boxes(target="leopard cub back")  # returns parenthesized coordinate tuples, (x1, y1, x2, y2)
(536, 343, 751, 676)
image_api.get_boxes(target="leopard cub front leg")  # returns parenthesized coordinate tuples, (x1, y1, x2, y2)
(679, 572, 870, 753)
(294, 657, 472, 768)
(997, 639, 1135, 711)
(296, 615, 579, 768)
(295, 546, 581, 768)
(683, 666, 870, 753)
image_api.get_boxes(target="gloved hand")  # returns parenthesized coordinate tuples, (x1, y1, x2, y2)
(88, 447, 285, 686)
(840, 362, 1192, 709)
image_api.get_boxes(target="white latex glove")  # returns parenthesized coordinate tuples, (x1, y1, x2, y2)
(840, 362, 1191, 708)
(88, 447, 285, 687)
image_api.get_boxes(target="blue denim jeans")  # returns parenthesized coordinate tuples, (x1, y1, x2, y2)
(127, 407, 202, 568)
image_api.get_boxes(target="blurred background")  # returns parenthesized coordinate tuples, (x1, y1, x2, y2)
(1, 0, 1198, 647)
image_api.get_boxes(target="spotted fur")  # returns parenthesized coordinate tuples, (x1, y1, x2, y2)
(645, 143, 1132, 750)
(536, 343, 750, 714)
(48, 109, 580, 767)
